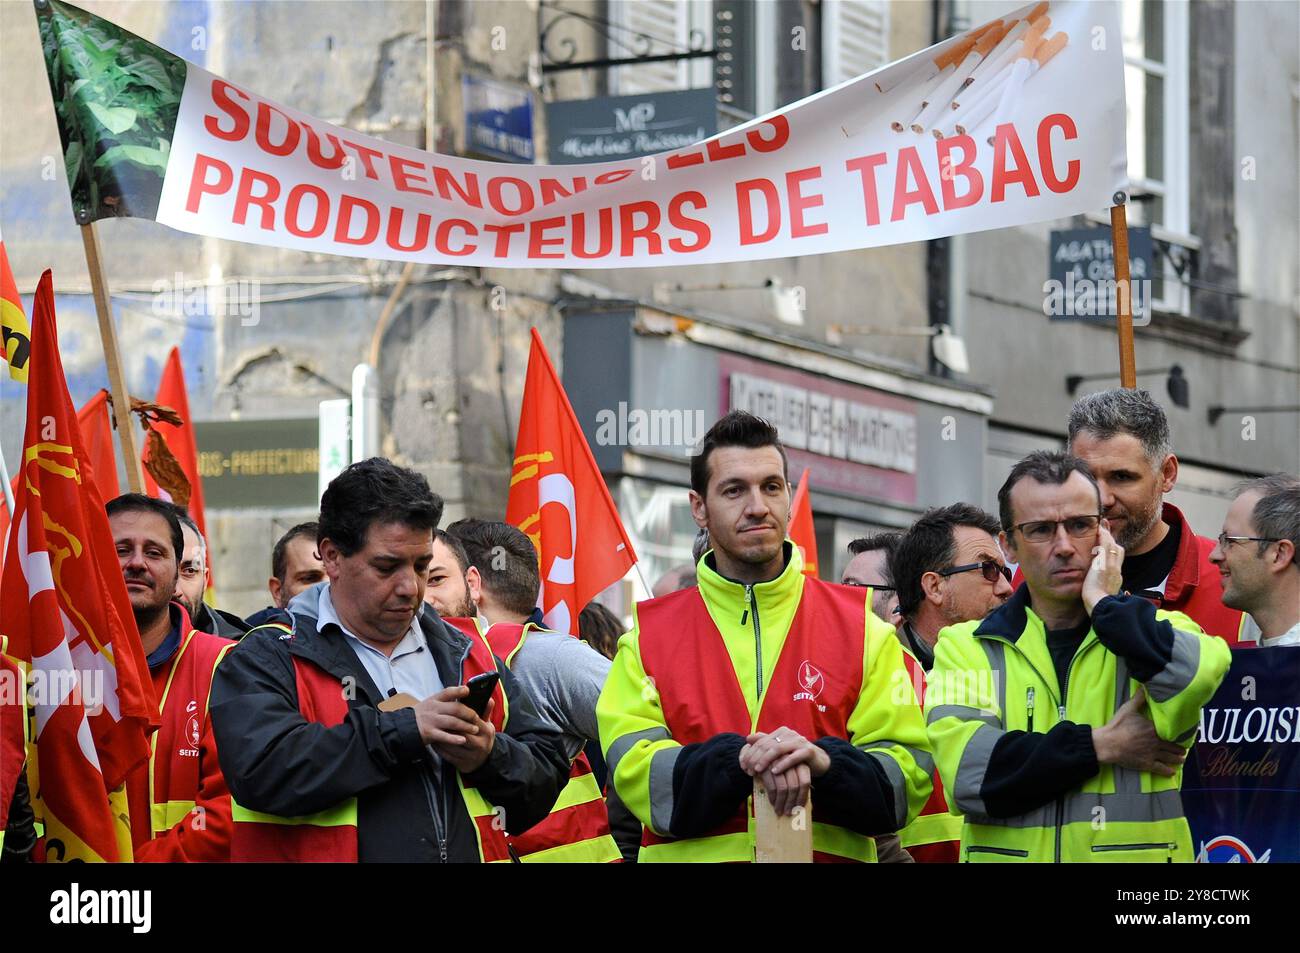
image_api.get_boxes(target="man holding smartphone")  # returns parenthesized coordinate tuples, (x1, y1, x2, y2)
(210, 458, 569, 862)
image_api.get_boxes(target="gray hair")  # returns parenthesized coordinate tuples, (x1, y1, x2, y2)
(1235, 474, 1300, 565)
(1067, 388, 1172, 465)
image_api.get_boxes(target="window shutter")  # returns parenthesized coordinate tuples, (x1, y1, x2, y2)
(823, 0, 891, 87)
(610, 0, 691, 94)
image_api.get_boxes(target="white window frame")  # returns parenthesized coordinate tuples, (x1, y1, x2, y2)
(1122, 0, 1191, 315)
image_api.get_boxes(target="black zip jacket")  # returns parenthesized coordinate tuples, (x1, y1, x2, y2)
(209, 598, 569, 862)
(192, 602, 253, 640)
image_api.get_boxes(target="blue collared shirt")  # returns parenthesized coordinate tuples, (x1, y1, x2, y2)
(317, 586, 444, 702)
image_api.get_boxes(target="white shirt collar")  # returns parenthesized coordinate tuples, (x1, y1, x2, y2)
(317, 584, 421, 657)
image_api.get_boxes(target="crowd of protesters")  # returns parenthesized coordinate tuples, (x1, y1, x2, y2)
(2, 387, 1295, 864)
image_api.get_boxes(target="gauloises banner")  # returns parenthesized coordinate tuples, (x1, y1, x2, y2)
(1183, 647, 1300, 863)
(38, 0, 1126, 268)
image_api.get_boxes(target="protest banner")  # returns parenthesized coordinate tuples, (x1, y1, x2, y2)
(1183, 647, 1300, 863)
(38, 0, 1126, 270)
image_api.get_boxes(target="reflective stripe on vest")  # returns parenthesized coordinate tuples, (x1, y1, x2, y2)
(635, 578, 876, 863)
(897, 647, 959, 857)
(900, 811, 964, 850)
(152, 800, 198, 835)
(231, 799, 358, 828)
(640, 817, 878, 864)
(482, 621, 621, 863)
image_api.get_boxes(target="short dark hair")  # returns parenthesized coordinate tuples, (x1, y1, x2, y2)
(272, 521, 319, 584)
(446, 518, 540, 617)
(165, 502, 204, 561)
(432, 528, 471, 574)
(689, 411, 788, 497)
(848, 532, 903, 558)
(997, 451, 1101, 532)
(106, 493, 184, 563)
(1236, 474, 1300, 565)
(889, 505, 1001, 618)
(318, 458, 443, 557)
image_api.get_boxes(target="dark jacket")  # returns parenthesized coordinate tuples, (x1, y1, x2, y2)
(209, 589, 570, 862)
(192, 602, 252, 640)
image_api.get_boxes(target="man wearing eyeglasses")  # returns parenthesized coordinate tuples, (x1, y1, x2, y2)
(1208, 475, 1300, 647)
(1068, 389, 1247, 644)
(169, 505, 250, 640)
(926, 451, 1230, 862)
(889, 505, 1013, 672)
(842, 532, 903, 623)
(877, 504, 1011, 863)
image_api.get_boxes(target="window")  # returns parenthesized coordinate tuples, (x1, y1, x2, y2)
(609, 1, 786, 118)
(608, 0, 713, 95)
(822, 0, 891, 89)
(1123, 0, 1190, 314)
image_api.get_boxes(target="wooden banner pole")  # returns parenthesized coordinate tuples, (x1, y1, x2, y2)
(80, 222, 145, 492)
(1109, 195, 1137, 389)
(753, 778, 813, 862)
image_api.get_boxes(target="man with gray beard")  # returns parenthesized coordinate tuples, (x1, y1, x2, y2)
(1067, 388, 1247, 645)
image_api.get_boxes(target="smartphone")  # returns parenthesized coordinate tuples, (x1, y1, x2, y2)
(462, 671, 500, 717)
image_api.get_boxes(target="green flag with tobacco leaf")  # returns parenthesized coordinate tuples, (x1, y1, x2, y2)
(36, 0, 187, 223)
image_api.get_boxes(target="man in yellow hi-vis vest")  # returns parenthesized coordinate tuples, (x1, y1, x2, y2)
(926, 451, 1230, 862)
(598, 411, 932, 863)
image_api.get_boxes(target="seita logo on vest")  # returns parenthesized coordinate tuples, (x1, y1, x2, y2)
(180, 698, 201, 756)
(794, 660, 826, 710)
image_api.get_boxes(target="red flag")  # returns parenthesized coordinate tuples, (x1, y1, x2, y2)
(505, 328, 637, 634)
(0, 224, 32, 383)
(142, 346, 206, 539)
(789, 467, 820, 578)
(0, 271, 156, 861)
(0, 391, 118, 567)
(0, 649, 24, 835)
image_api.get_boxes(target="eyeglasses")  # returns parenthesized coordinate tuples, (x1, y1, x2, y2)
(1012, 515, 1103, 543)
(1217, 534, 1281, 549)
(936, 560, 1012, 585)
(843, 582, 894, 591)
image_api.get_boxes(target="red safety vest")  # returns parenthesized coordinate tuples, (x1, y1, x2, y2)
(136, 620, 235, 861)
(897, 650, 960, 863)
(481, 622, 621, 863)
(230, 618, 512, 862)
(636, 578, 878, 863)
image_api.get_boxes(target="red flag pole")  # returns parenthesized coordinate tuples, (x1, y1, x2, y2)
(1109, 194, 1137, 389)
(80, 223, 145, 492)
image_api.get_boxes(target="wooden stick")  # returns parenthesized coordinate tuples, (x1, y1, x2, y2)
(80, 223, 145, 492)
(753, 778, 813, 863)
(1110, 202, 1137, 389)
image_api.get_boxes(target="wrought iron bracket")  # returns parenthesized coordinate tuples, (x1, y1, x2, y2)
(539, 1, 714, 75)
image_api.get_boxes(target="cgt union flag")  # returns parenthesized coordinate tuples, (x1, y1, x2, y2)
(506, 329, 636, 634)
(788, 468, 820, 578)
(0, 271, 156, 861)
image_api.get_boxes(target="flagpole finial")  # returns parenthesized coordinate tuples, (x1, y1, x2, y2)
(1112, 191, 1127, 206)
(75, 208, 93, 225)
(34, 0, 49, 9)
